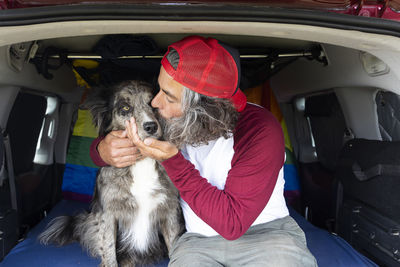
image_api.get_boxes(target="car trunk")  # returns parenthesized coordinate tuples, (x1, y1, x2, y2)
(0, 4, 400, 266)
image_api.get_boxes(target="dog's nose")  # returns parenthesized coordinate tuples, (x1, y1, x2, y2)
(143, 122, 158, 135)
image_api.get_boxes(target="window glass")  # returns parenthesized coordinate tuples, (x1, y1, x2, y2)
(375, 91, 400, 141)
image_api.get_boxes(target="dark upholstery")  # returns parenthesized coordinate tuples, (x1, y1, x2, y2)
(305, 93, 347, 171)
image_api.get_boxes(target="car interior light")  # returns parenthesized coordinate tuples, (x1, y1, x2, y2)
(360, 51, 390, 76)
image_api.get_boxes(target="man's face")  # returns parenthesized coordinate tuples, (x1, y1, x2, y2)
(151, 66, 184, 119)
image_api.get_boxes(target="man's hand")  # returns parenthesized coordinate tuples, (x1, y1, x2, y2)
(125, 118, 178, 162)
(97, 130, 141, 168)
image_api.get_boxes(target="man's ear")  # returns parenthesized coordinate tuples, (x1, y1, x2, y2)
(80, 86, 113, 136)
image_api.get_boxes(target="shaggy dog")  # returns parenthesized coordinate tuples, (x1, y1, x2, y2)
(39, 80, 185, 267)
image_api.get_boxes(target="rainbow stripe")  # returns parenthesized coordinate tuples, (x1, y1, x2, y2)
(62, 60, 99, 202)
(245, 82, 301, 205)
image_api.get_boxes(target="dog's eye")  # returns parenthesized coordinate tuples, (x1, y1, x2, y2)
(122, 106, 131, 111)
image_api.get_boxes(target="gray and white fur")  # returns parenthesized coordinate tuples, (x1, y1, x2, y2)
(39, 80, 185, 267)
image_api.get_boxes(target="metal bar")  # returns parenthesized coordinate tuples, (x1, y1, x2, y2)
(36, 52, 313, 60)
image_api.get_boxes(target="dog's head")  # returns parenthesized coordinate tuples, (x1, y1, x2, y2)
(81, 80, 162, 140)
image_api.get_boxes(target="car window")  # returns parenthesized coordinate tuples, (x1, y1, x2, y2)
(376, 90, 400, 141)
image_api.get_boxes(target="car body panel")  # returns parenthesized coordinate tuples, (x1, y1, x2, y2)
(0, 0, 400, 21)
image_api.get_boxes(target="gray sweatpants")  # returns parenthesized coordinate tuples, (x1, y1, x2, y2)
(169, 215, 318, 267)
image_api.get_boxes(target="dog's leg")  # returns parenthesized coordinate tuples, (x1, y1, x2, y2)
(160, 209, 185, 253)
(97, 212, 118, 267)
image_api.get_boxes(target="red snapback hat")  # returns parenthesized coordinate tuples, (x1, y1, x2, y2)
(161, 36, 247, 112)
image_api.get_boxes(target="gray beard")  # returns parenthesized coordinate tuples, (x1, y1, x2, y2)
(157, 112, 191, 148)
(155, 97, 238, 149)
(157, 110, 216, 149)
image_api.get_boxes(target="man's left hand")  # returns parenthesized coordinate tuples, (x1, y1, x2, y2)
(125, 117, 179, 162)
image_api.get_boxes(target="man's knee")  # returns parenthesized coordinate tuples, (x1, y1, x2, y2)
(168, 233, 223, 267)
(169, 252, 223, 267)
(169, 242, 222, 267)
(234, 220, 317, 267)
(255, 234, 317, 267)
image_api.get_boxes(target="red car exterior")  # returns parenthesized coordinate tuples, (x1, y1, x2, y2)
(1, 0, 400, 22)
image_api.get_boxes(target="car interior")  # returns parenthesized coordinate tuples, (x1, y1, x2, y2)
(0, 12, 399, 267)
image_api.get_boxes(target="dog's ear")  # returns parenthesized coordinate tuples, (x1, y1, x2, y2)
(80, 86, 114, 136)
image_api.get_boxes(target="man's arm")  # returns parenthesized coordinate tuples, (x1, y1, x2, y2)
(90, 130, 141, 168)
(162, 121, 285, 240)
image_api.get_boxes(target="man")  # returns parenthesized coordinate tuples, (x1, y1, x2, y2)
(90, 36, 317, 266)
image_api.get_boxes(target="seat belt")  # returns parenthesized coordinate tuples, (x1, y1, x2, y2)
(2, 130, 18, 211)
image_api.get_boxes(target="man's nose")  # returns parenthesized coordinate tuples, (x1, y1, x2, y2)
(151, 91, 161, 109)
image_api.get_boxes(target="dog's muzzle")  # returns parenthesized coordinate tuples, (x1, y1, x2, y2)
(143, 122, 158, 135)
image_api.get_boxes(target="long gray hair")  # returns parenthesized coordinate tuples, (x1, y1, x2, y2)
(161, 49, 239, 147)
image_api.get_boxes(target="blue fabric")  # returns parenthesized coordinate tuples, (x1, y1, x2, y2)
(283, 164, 301, 191)
(62, 163, 97, 196)
(289, 207, 378, 267)
(0, 200, 100, 267)
(1, 200, 377, 267)
(0, 200, 168, 267)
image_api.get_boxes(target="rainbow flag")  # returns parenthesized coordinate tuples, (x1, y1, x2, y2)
(245, 82, 301, 206)
(61, 60, 100, 202)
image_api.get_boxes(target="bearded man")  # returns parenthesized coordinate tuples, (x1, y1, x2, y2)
(90, 35, 317, 266)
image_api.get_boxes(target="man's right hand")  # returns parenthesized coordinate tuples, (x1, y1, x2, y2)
(97, 130, 141, 168)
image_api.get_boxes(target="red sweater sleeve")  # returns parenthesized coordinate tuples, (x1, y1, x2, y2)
(162, 105, 285, 240)
(90, 136, 108, 167)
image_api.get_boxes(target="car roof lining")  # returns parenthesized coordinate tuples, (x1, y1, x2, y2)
(1, 20, 399, 50)
(0, 20, 399, 100)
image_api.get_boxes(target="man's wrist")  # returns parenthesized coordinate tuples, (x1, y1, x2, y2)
(90, 136, 108, 167)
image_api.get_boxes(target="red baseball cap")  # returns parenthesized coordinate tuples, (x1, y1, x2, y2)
(161, 36, 247, 112)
